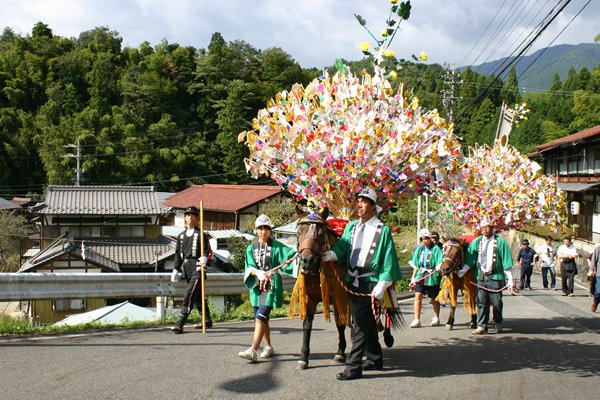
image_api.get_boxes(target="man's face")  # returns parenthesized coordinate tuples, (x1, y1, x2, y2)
(184, 213, 198, 228)
(356, 197, 376, 221)
(564, 239, 571, 247)
(546, 238, 552, 245)
(482, 225, 494, 237)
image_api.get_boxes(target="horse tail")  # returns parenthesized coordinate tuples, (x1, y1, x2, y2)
(462, 268, 477, 314)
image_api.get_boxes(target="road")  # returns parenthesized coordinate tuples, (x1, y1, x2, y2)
(1, 276, 599, 400)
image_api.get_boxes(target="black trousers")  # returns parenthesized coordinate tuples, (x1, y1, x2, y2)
(345, 280, 381, 374)
(519, 263, 533, 289)
(561, 264, 576, 295)
(177, 260, 211, 326)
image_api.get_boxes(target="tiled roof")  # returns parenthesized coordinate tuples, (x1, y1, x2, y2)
(164, 184, 282, 212)
(0, 197, 21, 210)
(19, 236, 175, 272)
(82, 236, 175, 265)
(40, 185, 168, 215)
(537, 124, 600, 152)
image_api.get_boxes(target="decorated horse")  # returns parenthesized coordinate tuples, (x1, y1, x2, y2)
(288, 207, 350, 369)
(435, 235, 477, 330)
(289, 206, 401, 369)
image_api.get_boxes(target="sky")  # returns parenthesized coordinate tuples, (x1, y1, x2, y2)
(0, 0, 598, 69)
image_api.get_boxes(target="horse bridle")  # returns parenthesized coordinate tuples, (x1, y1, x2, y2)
(442, 240, 464, 273)
(296, 215, 328, 275)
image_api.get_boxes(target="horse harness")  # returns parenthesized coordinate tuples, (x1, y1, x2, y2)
(442, 240, 464, 273)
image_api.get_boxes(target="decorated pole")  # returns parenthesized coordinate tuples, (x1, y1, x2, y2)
(199, 201, 206, 334)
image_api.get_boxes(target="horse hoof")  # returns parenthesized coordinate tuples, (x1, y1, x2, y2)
(333, 354, 346, 363)
(297, 360, 308, 370)
(445, 324, 453, 331)
(469, 322, 477, 329)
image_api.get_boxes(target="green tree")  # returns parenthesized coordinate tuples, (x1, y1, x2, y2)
(0, 210, 31, 272)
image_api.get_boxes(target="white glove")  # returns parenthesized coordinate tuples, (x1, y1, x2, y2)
(410, 277, 416, 285)
(197, 256, 208, 266)
(372, 281, 392, 300)
(435, 263, 442, 271)
(255, 269, 266, 281)
(170, 269, 181, 283)
(322, 250, 338, 262)
(505, 270, 514, 288)
(457, 264, 470, 278)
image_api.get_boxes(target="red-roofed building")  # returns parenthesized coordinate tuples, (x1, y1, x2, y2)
(164, 184, 284, 231)
(534, 124, 600, 241)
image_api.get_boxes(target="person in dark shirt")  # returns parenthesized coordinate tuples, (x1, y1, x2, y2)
(517, 239, 537, 290)
(170, 206, 213, 333)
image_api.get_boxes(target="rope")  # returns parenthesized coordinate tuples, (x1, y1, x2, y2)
(470, 281, 519, 295)
(325, 260, 383, 326)
(259, 254, 299, 292)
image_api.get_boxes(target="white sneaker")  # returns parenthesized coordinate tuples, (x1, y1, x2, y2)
(430, 317, 440, 326)
(472, 326, 487, 335)
(410, 319, 421, 328)
(238, 347, 257, 362)
(259, 345, 274, 358)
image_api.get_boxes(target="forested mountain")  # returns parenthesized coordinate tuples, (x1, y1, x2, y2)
(1, 23, 599, 199)
(468, 42, 600, 90)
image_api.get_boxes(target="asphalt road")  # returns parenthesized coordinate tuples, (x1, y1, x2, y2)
(1, 276, 599, 400)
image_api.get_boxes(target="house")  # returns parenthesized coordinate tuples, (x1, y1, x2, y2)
(19, 185, 176, 323)
(163, 184, 284, 232)
(0, 196, 21, 211)
(534, 124, 600, 241)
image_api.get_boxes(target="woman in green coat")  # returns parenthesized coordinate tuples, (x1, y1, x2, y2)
(238, 214, 296, 362)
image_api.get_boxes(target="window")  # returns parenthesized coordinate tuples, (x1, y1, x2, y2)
(53, 299, 85, 311)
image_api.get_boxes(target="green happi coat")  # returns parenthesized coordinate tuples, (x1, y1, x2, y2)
(466, 235, 514, 280)
(243, 239, 296, 308)
(411, 245, 443, 286)
(331, 219, 402, 283)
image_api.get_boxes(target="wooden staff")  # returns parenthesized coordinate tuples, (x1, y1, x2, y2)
(199, 201, 206, 334)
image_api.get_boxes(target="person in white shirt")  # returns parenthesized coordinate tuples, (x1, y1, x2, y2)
(536, 236, 557, 290)
(557, 237, 578, 296)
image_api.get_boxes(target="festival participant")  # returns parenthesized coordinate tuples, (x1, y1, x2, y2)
(465, 220, 514, 335)
(238, 215, 296, 362)
(431, 231, 443, 249)
(537, 236, 557, 290)
(557, 237, 578, 297)
(170, 206, 213, 333)
(588, 243, 600, 312)
(408, 228, 443, 328)
(517, 239, 537, 290)
(322, 187, 402, 380)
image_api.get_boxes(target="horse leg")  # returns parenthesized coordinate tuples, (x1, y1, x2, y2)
(445, 305, 456, 331)
(333, 324, 347, 362)
(469, 312, 477, 328)
(297, 313, 314, 370)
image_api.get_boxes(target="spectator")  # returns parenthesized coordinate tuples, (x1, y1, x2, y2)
(537, 236, 557, 290)
(517, 239, 537, 290)
(588, 243, 600, 312)
(557, 237, 578, 296)
(431, 231, 443, 249)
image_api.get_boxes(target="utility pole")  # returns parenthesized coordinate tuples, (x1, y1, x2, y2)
(63, 140, 82, 186)
(441, 63, 462, 123)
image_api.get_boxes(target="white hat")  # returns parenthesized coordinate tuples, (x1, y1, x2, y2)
(356, 187, 377, 203)
(418, 228, 431, 239)
(255, 214, 274, 229)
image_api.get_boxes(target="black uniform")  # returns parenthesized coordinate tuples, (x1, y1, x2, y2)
(174, 228, 212, 329)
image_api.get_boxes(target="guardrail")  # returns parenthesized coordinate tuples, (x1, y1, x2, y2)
(0, 266, 414, 301)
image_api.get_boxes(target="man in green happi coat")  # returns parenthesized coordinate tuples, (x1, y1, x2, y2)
(464, 220, 514, 335)
(322, 187, 402, 380)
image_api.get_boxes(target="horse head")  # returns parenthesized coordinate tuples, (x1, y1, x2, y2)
(440, 238, 465, 276)
(296, 206, 329, 276)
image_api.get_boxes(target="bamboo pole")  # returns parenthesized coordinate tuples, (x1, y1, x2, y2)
(199, 201, 206, 334)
